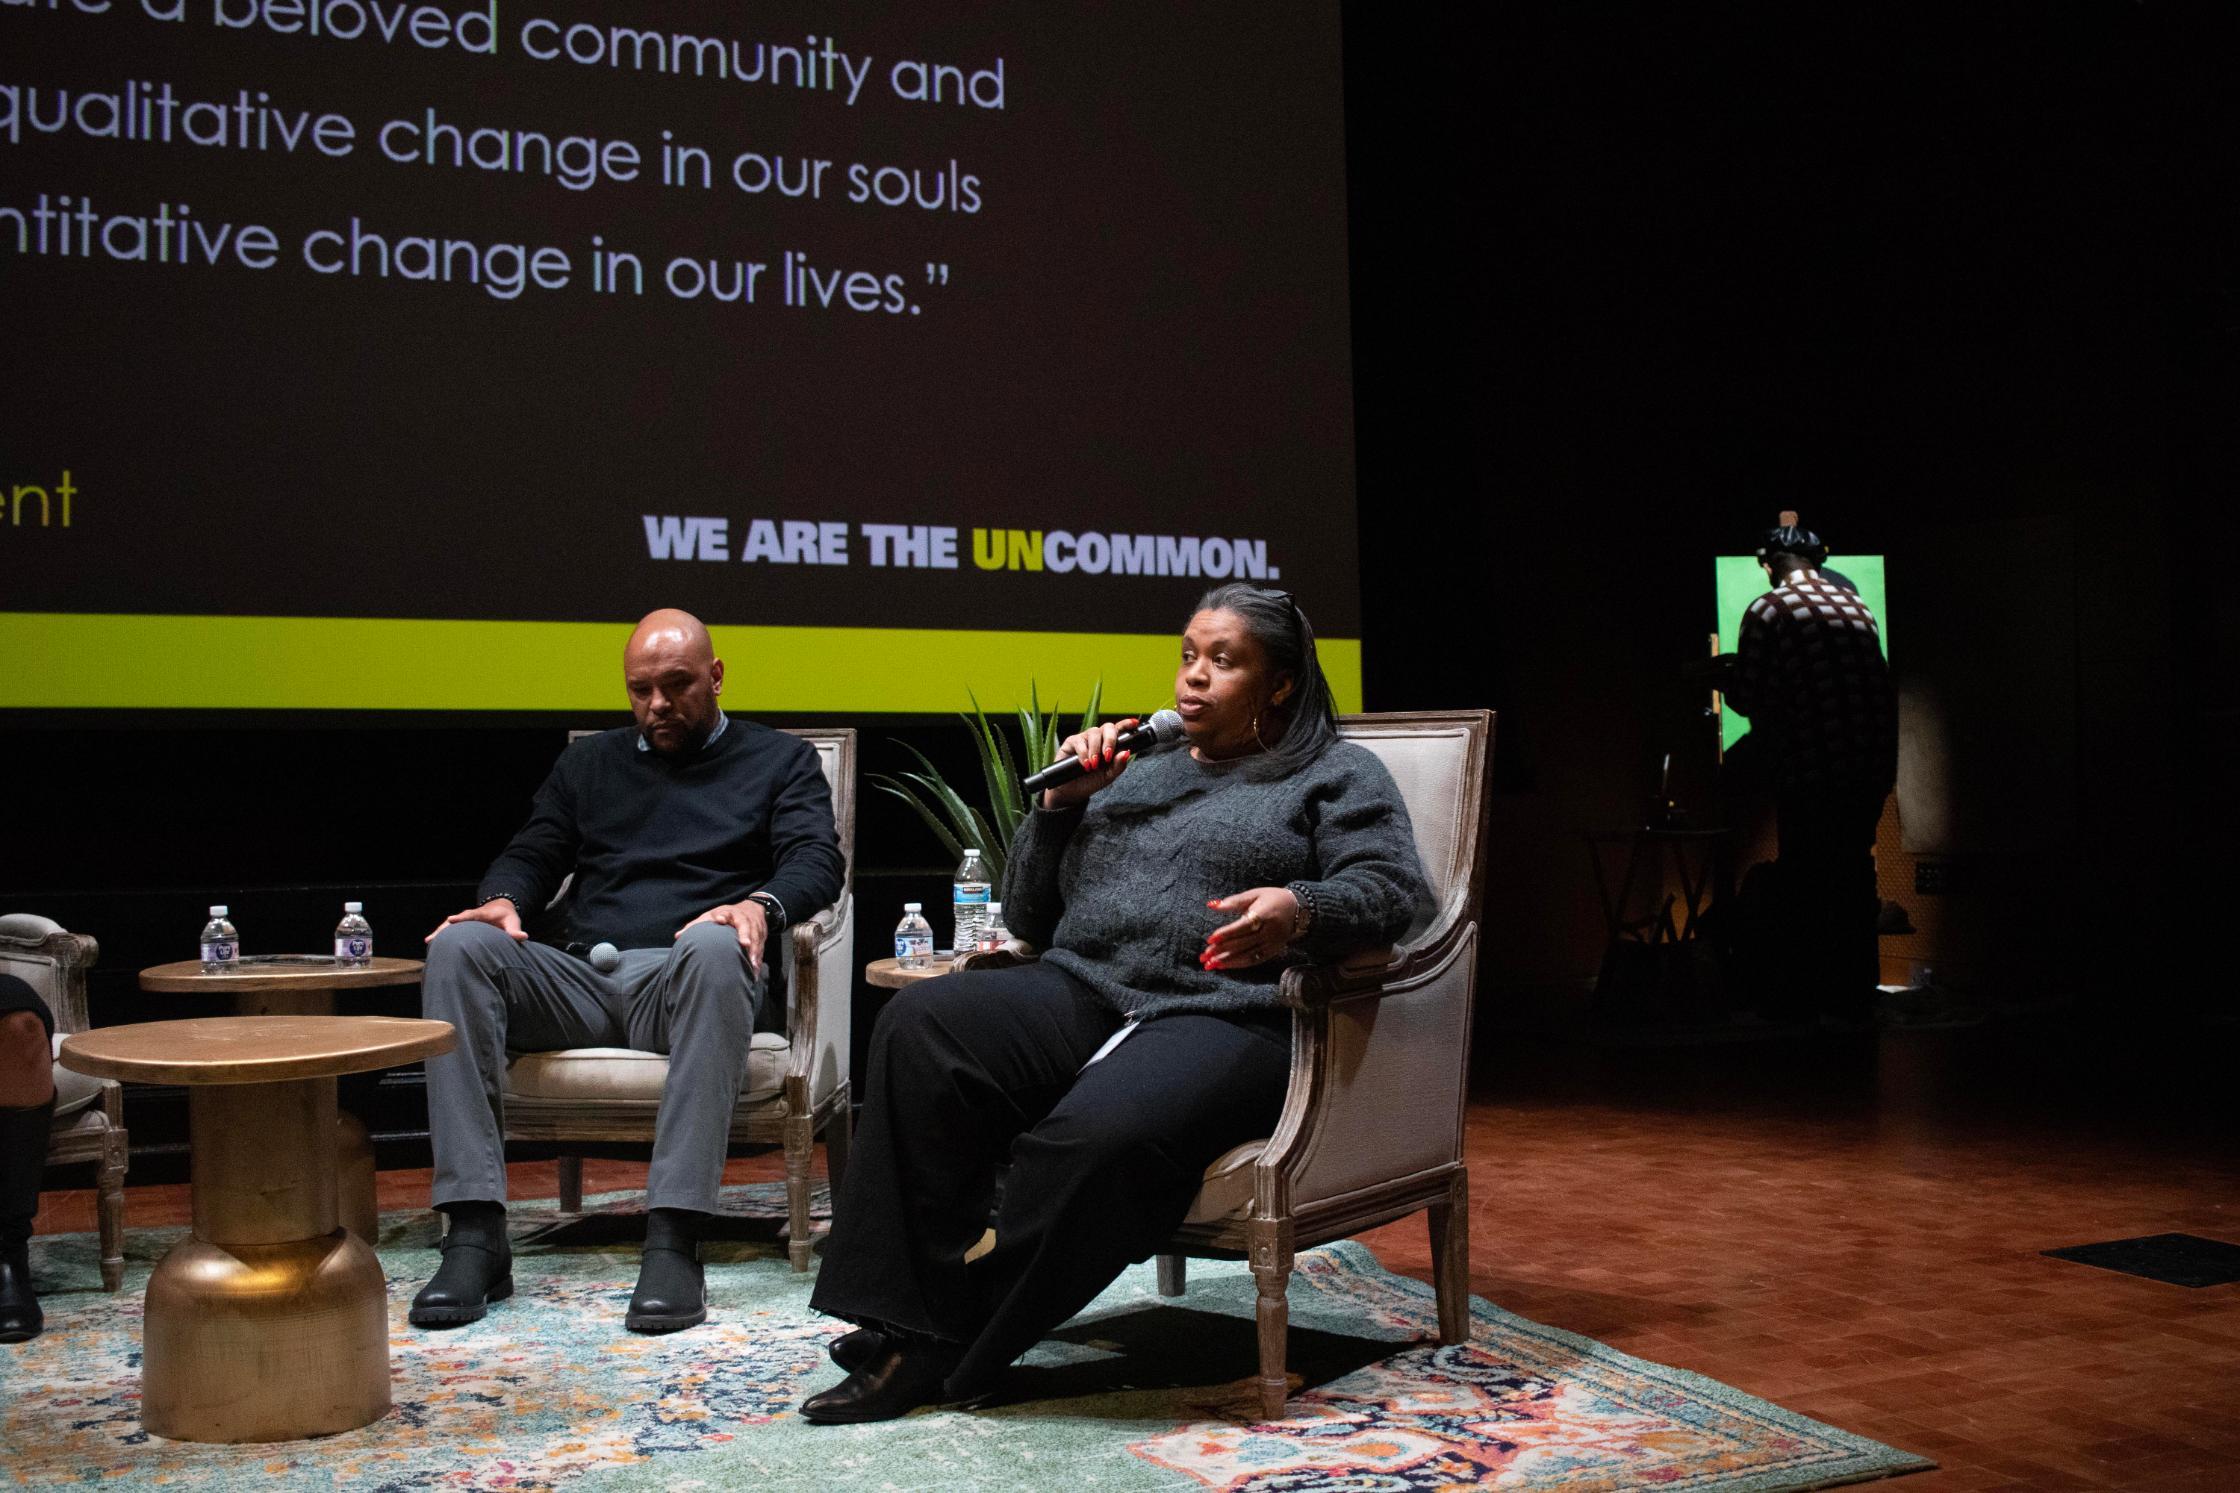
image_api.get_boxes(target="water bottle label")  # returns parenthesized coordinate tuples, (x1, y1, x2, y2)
(201, 940, 237, 965)
(336, 936, 372, 961)
(953, 886, 991, 907)
(896, 933, 933, 958)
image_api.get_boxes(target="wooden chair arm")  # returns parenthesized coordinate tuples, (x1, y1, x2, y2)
(1277, 899, 1476, 1012)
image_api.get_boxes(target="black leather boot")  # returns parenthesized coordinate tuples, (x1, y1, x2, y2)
(409, 1202, 512, 1327)
(829, 1326, 887, 1372)
(1, 1097, 55, 1344)
(800, 1331, 965, 1424)
(627, 1207, 708, 1333)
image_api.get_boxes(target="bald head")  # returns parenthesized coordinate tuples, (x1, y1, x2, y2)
(626, 608, 714, 666)
(624, 609, 725, 756)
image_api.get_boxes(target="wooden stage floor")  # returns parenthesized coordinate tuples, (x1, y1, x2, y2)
(33, 1019, 2240, 1492)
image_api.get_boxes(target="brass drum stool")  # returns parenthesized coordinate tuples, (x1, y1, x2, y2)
(59, 1015, 454, 1443)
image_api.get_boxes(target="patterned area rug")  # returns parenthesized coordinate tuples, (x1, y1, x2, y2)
(4, 1185, 1929, 1492)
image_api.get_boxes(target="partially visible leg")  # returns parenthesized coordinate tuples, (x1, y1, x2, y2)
(808, 963, 1118, 1342)
(800, 965, 1119, 1424)
(1778, 788, 1887, 1025)
(1156, 1255, 1187, 1297)
(413, 928, 621, 1327)
(0, 983, 57, 1344)
(629, 922, 765, 1215)
(946, 1009, 1292, 1396)
(620, 922, 767, 1330)
(420, 923, 623, 1208)
(0, 1007, 51, 1108)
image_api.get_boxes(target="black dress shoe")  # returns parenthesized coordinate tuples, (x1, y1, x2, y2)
(409, 1237, 514, 1327)
(800, 1336, 962, 1424)
(829, 1326, 886, 1372)
(0, 1243, 42, 1344)
(625, 1245, 706, 1333)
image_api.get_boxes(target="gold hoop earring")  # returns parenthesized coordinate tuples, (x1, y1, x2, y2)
(1251, 713, 1271, 753)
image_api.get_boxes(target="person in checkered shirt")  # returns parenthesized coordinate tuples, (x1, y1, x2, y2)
(1716, 516, 1896, 1025)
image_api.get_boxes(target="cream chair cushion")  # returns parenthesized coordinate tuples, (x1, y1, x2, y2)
(504, 1031, 790, 1105)
(51, 1033, 104, 1119)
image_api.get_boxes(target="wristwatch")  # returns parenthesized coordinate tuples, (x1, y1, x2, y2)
(747, 892, 788, 931)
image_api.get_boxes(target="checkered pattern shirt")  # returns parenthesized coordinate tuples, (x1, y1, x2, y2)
(1726, 570, 1897, 792)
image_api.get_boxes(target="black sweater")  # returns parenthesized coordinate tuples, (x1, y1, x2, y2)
(476, 722, 846, 952)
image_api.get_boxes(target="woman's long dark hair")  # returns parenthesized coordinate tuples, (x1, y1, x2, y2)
(1192, 583, 1339, 776)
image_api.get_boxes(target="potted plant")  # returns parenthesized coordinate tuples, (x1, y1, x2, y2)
(870, 683, 1103, 887)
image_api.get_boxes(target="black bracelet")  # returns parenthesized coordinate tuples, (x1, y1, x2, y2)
(1284, 880, 1319, 941)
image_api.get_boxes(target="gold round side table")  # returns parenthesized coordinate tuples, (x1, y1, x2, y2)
(60, 1014, 455, 1444)
(136, 958, 427, 1253)
(137, 957, 426, 1245)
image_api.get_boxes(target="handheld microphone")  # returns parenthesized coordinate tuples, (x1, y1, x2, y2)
(1022, 709, 1185, 794)
(564, 940, 624, 972)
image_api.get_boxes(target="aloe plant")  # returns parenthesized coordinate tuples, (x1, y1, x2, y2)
(870, 682, 1104, 886)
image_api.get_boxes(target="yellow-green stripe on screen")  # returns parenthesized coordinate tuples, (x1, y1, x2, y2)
(0, 613, 1364, 714)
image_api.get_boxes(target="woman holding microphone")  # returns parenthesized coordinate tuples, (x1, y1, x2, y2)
(804, 583, 1431, 1422)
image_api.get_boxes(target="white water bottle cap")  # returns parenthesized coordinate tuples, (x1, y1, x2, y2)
(343, 901, 363, 913)
(209, 905, 228, 917)
(904, 902, 922, 912)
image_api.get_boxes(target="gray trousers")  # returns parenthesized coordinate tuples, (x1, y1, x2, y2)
(422, 920, 765, 1214)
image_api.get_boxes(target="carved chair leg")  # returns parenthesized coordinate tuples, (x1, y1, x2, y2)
(1427, 1170, 1470, 1345)
(1156, 1253, 1187, 1297)
(98, 1135, 128, 1292)
(556, 1154, 584, 1214)
(823, 1093, 852, 1198)
(784, 1113, 814, 1272)
(1248, 1217, 1294, 1421)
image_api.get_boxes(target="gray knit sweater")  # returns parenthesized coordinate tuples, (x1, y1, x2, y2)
(1001, 740, 1433, 1019)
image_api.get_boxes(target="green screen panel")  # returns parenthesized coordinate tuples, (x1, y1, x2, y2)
(1714, 556, 1888, 753)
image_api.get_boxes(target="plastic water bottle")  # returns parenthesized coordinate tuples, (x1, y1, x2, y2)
(199, 905, 240, 975)
(976, 901, 1009, 954)
(952, 848, 991, 955)
(894, 903, 934, 969)
(334, 901, 374, 966)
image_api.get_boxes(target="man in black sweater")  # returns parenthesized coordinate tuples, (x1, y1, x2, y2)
(410, 610, 845, 1333)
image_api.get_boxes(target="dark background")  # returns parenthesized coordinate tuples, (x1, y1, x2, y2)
(7, 5, 2234, 1168)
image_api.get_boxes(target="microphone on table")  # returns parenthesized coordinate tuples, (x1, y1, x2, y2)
(1021, 709, 1186, 794)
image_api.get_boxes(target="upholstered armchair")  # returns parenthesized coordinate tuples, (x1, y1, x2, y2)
(0, 914, 128, 1291)
(961, 709, 1494, 1417)
(498, 729, 856, 1270)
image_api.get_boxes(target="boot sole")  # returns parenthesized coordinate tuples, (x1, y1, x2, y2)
(624, 1305, 708, 1333)
(408, 1274, 514, 1327)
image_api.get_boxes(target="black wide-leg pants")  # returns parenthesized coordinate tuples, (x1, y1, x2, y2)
(810, 960, 1291, 1394)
